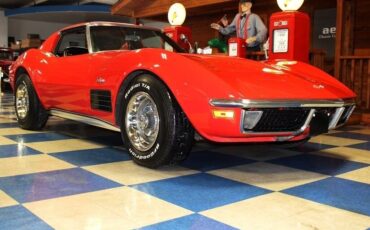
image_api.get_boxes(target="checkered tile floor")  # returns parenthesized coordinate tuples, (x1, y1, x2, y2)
(0, 93, 370, 229)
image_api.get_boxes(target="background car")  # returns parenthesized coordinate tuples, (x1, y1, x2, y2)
(9, 22, 356, 168)
(0, 48, 13, 92)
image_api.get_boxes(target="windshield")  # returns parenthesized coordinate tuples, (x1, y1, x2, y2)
(0, 50, 12, 61)
(90, 26, 184, 53)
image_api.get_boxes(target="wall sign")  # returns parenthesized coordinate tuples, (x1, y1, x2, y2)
(313, 8, 336, 58)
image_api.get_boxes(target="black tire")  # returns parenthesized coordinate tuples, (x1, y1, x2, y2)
(15, 74, 48, 130)
(275, 137, 310, 149)
(120, 74, 194, 168)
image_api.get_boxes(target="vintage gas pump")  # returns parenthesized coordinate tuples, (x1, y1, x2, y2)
(228, 37, 246, 58)
(163, 3, 193, 52)
(268, 0, 310, 63)
(163, 26, 192, 52)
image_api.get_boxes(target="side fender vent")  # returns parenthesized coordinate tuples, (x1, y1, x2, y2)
(91, 90, 112, 112)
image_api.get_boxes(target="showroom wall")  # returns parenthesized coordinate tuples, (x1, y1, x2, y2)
(0, 10, 8, 47)
(8, 19, 68, 41)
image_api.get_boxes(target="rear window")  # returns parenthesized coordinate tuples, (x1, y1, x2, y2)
(90, 26, 183, 53)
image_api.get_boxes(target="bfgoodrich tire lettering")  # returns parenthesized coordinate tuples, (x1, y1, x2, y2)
(15, 74, 48, 130)
(120, 74, 194, 168)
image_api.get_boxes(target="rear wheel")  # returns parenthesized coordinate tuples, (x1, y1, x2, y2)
(120, 74, 194, 168)
(15, 74, 48, 130)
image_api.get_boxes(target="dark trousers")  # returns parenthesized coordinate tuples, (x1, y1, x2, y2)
(246, 45, 264, 59)
(247, 45, 261, 52)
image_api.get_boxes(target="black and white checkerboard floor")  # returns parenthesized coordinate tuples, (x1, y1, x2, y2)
(0, 93, 369, 229)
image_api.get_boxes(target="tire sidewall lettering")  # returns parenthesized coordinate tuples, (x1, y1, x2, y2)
(128, 143, 160, 160)
(124, 82, 151, 99)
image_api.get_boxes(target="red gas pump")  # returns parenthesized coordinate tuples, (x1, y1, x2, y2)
(163, 26, 192, 52)
(268, 11, 310, 63)
(228, 37, 246, 58)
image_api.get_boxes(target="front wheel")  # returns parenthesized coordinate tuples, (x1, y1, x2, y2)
(120, 74, 194, 168)
(15, 74, 48, 130)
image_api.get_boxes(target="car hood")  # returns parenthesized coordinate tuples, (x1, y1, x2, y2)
(181, 54, 355, 100)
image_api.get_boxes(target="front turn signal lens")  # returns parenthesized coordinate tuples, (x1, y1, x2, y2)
(212, 110, 235, 119)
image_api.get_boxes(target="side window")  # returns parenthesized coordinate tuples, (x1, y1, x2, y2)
(141, 36, 161, 48)
(90, 26, 126, 52)
(142, 36, 174, 52)
(55, 27, 88, 57)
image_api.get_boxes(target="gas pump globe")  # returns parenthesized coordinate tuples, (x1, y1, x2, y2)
(163, 3, 193, 52)
(269, 0, 310, 62)
(277, 0, 304, 11)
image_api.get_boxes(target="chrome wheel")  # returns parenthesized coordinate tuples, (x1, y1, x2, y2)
(16, 82, 29, 119)
(125, 92, 160, 152)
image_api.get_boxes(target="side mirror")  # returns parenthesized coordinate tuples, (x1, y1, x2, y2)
(63, 47, 88, 56)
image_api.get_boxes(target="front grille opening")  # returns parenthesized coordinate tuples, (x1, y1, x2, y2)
(244, 108, 310, 132)
(315, 107, 337, 121)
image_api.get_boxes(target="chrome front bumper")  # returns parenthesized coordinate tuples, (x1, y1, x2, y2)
(210, 99, 355, 109)
(210, 99, 356, 137)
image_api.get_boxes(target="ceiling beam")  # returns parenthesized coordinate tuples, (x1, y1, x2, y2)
(112, 0, 235, 18)
(78, 0, 117, 5)
(111, 0, 147, 17)
(24, 0, 48, 7)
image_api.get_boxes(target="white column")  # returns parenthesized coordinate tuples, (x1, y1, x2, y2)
(0, 10, 8, 48)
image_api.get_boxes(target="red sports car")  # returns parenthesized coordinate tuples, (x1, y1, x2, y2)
(0, 48, 13, 92)
(9, 22, 356, 168)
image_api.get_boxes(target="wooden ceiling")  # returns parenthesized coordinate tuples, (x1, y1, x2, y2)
(111, 0, 238, 18)
(111, 0, 337, 19)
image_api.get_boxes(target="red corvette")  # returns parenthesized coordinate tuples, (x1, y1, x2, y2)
(9, 22, 355, 168)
